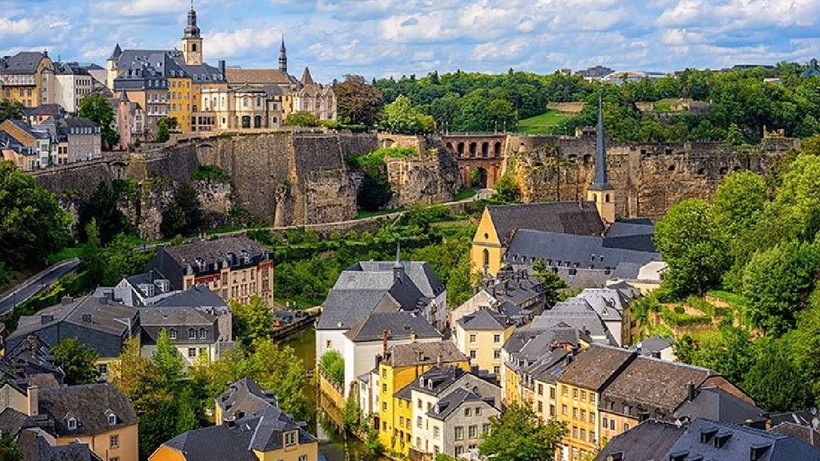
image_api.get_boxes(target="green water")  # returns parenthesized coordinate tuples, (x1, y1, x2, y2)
(282, 326, 382, 461)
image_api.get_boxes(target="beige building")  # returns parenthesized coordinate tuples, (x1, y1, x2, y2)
(146, 237, 274, 306)
(200, 85, 284, 130)
(452, 308, 515, 375)
(0, 51, 55, 108)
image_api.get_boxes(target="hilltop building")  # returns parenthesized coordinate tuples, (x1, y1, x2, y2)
(0, 51, 55, 108)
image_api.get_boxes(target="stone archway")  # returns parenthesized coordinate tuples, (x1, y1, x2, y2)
(470, 167, 488, 188)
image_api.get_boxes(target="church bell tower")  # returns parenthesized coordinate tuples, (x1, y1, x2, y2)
(587, 95, 616, 224)
(182, 2, 203, 65)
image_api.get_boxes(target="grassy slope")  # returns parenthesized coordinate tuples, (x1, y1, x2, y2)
(516, 110, 573, 134)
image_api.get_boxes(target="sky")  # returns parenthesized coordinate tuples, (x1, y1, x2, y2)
(1, 0, 819, 82)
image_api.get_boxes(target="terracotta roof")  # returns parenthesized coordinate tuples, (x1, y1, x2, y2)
(557, 344, 635, 391)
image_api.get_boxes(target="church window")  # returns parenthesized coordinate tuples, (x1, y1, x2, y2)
(483, 249, 490, 268)
(191, 43, 197, 52)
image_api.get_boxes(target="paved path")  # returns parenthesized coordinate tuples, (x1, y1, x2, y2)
(0, 258, 81, 316)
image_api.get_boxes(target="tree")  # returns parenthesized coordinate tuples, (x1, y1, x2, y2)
(335, 75, 384, 127)
(0, 99, 24, 124)
(0, 162, 71, 269)
(380, 95, 434, 134)
(152, 117, 177, 143)
(654, 199, 729, 297)
(161, 182, 206, 238)
(78, 181, 132, 245)
(689, 322, 755, 384)
(319, 350, 344, 386)
(152, 329, 185, 388)
(230, 295, 273, 346)
(52, 338, 99, 385)
(0, 432, 22, 461)
(285, 111, 320, 127)
(78, 93, 119, 149)
(725, 123, 746, 146)
(793, 303, 820, 403)
(742, 337, 812, 412)
(493, 174, 521, 202)
(532, 259, 568, 308)
(479, 402, 566, 461)
(741, 240, 819, 335)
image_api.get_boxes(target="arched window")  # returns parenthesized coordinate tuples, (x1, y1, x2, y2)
(199, 328, 207, 339)
(188, 328, 196, 339)
(483, 249, 490, 267)
(169, 328, 177, 339)
(191, 43, 197, 52)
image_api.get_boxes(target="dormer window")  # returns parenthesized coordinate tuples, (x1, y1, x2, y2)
(67, 417, 78, 430)
(199, 328, 207, 339)
(106, 410, 117, 426)
(189, 328, 196, 339)
(169, 329, 177, 340)
(284, 430, 297, 447)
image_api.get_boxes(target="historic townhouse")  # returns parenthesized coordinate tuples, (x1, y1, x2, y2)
(0, 51, 55, 108)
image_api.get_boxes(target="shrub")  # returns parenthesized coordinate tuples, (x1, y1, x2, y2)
(319, 350, 345, 386)
(192, 165, 231, 183)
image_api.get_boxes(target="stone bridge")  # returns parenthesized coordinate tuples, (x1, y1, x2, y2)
(441, 134, 507, 188)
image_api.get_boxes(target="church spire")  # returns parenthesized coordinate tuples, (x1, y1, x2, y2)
(184, 1, 201, 38)
(586, 94, 616, 224)
(279, 35, 287, 74)
(588, 94, 611, 191)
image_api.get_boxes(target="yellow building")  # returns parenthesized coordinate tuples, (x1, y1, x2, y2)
(153, 378, 319, 461)
(0, 51, 55, 108)
(24, 383, 140, 461)
(168, 76, 192, 133)
(555, 345, 634, 461)
(377, 341, 469, 457)
(452, 308, 515, 375)
(470, 202, 604, 277)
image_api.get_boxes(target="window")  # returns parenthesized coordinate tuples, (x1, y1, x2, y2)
(188, 328, 196, 339)
(590, 411, 595, 423)
(199, 328, 207, 339)
(537, 384, 543, 396)
(382, 369, 387, 378)
(67, 418, 77, 430)
(550, 387, 556, 399)
(590, 394, 596, 403)
(299, 456, 307, 461)
(169, 329, 177, 339)
(110, 435, 119, 448)
(454, 426, 464, 441)
(590, 431, 596, 443)
(537, 401, 543, 413)
(382, 384, 387, 392)
(464, 408, 471, 417)
(573, 408, 578, 419)
(572, 426, 578, 439)
(108, 413, 117, 426)
(417, 399, 422, 409)
(455, 446, 463, 456)
(580, 429, 586, 441)
(610, 419, 615, 430)
(562, 405, 567, 415)
(493, 334, 501, 343)
(416, 437, 421, 447)
(482, 424, 490, 435)
(470, 350, 477, 359)
(493, 365, 500, 375)
(188, 348, 196, 358)
(417, 416, 422, 428)
(562, 386, 568, 396)
(468, 425, 477, 438)
(284, 431, 297, 446)
(99, 363, 108, 375)
(433, 426, 440, 439)
(494, 349, 501, 359)
(382, 402, 387, 412)
(581, 409, 587, 421)
(482, 249, 489, 267)
(581, 391, 586, 401)
(475, 407, 481, 416)
(573, 389, 578, 399)
(469, 334, 476, 343)
(623, 423, 630, 432)
(550, 405, 556, 417)
(603, 417, 609, 428)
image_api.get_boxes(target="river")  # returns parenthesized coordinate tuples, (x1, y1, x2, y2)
(283, 326, 383, 461)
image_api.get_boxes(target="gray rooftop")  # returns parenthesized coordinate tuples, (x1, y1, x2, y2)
(486, 201, 605, 245)
(344, 311, 440, 343)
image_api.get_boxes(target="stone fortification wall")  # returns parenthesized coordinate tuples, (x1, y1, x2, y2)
(386, 147, 462, 207)
(506, 134, 796, 219)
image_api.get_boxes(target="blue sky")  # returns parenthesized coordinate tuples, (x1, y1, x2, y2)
(1, 0, 819, 82)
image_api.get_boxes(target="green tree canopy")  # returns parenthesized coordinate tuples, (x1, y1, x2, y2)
(654, 198, 730, 297)
(741, 240, 819, 335)
(741, 337, 813, 412)
(52, 338, 99, 385)
(319, 350, 344, 386)
(689, 322, 755, 384)
(152, 328, 185, 388)
(285, 111, 320, 127)
(532, 259, 568, 308)
(0, 162, 71, 269)
(230, 295, 273, 347)
(161, 182, 206, 238)
(478, 402, 566, 461)
(78, 93, 119, 149)
(493, 174, 521, 203)
(380, 95, 435, 134)
(335, 75, 384, 127)
(0, 99, 25, 124)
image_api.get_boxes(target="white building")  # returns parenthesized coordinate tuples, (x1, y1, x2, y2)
(48, 63, 97, 113)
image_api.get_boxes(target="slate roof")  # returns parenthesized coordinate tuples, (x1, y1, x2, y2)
(663, 418, 820, 461)
(504, 229, 662, 279)
(19, 428, 103, 461)
(38, 383, 138, 437)
(8, 296, 138, 358)
(427, 388, 496, 421)
(163, 405, 316, 460)
(456, 308, 508, 331)
(557, 344, 635, 391)
(384, 341, 466, 368)
(487, 201, 605, 245)
(522, 348, 571, 384)
(317, 289, 397, 330)
(344, 312, 440, 343)
(633, 334, 673, 356)
(503, 326, 583, 369)
(594, 419, 685, 461)
(216, 378, 279, 423)
(0, 52, 49, 75)
(530, 308, 615, 344)
(601, 356, 715, 417)
(394, 365, 470, 401)
(300, 67, 315, 86)
(770, 422, 820, 448)
(354, 261, 445, 298)
(0, 408, 30, 437)
(673, 386, 768, 426)
(154, 285, 228, 309)
(1, 335, 65, 388)
(226, 68, 295, 85)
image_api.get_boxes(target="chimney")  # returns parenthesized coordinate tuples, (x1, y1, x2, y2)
(61, 296, 73, 305)
(40, 314, 54, 324)
(410, 330, 417, 343)
(382, 329, 389, 356)
(218, 60, 226, 77)
(27, 385, 39, 416)
(687, 381, 696, 402)
(436, 353, 442, 368)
